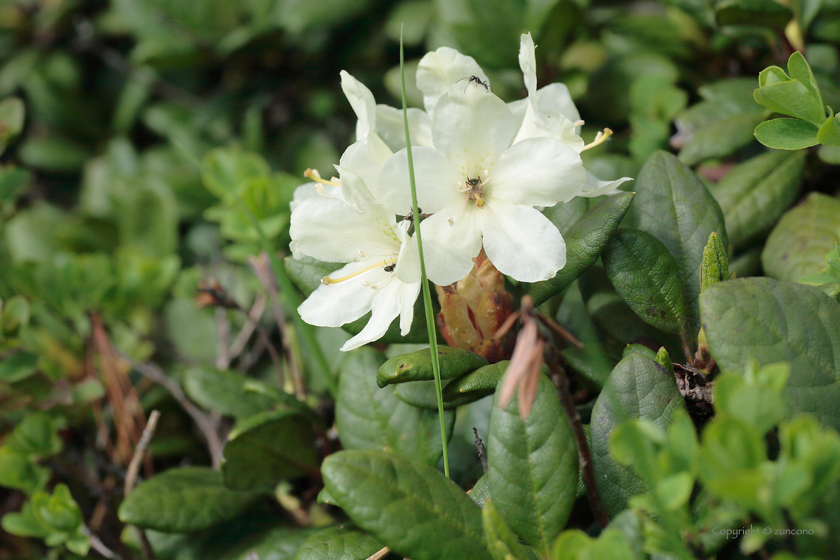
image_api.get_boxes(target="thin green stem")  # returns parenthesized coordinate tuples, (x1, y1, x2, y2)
(234, 196, 336, 395)
(400, 26, 449, 478)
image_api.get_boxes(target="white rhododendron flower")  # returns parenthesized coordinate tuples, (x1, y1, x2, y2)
(289, 32, 633, 349)
(290, 184, 420, 352)
(375, 81, 588, 285)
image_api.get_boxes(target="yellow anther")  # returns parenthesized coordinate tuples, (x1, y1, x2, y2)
(304, 168, 341, 187)
(475, 194, 486, 208)
(580, 128, 614, 152)
(321, 258, 399, 285)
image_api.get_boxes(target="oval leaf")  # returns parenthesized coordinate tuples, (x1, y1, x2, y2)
(336, 348, 454, 466)
(322, 449, 490, 560)
(118, 467, 259, 532)
(711, 150, 805, 248)
(377, 346, 487, 387)
(590, 353, 687, 518)
(761, 193, 840, 282)
(754, 118, 821, 150)
(700, 278, 840, 431)
(624, 150, 728, 337)
(529, 192, 635, 306)
(294, 525, 385, 560)
(602, 228, 689, 338)
(488, 375, 578, 556)
(482, 500, 533, 560)
(222, 410, 319, 490)
(442, 361, 509, 404)
(183, 367, 278, 418)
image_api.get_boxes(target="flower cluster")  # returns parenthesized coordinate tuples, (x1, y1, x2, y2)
(289, 33, 631, 351)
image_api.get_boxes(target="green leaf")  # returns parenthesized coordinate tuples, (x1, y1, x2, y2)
(591, 353, 687, 517)
(284, 256, 342, 298)
(377, 347, 487, 387)
(0, 352, 38, 383)
(118, 467, 260, 532)
(335, 348, 454, 467)
(442, 361, 508, 404)
(488, 375, 578, 555)
(393, 380, 460, 410)
(713, 372, 786, 434)
(698, 417, 766, 502)
(754, 118, 821, 149)
(222, 410, 319, 490)
(482, 500, 533, 560)
(6, 412, 62, 457)
(700, 277, 840, 431)
(602, 228, 690, 338)
(676, 79, 768, 165)
(761, 193, 840, 282)
(469, 475, 491, 507)
(530, 192, 636, 306)
(321, 449, 490, 560)
(0, 97, 25, 155)
(294, 525, 385, 560)
(183, 367, 279, 418)
(817, 113, 840, 146)
(715, 0, 793, 28)
(624, 151, 728, 337)
(711, 150, 805, 248)
(18, 135, 90, 173)
(0, 447, 50, 494)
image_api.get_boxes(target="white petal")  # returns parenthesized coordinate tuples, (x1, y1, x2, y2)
(395, 222, 421, 284)
(578, 172, 634, 198)
(398, 280, 422, 335)
(338, 132, 392, 197)
(375, 147, 461, 214)
(341, 71, 376, 139)
(418, 208, 483, 285)
(432, 87, 514, 176)
(535, 83, 581, 125)
(488, 137, 587, 207)
(374, 105, 433, 151)
(481, 204, 566, 282)
(340, 280, 402, 351)
(298, 262, 380, 328)
(519, 33, 538, 100)
(290, 182, 342, 212)
(508, 98, 530, 135)
(289, 197, 399, 262)
(416, 47, 488, 115)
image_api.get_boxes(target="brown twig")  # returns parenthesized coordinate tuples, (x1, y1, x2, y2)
(366, 548, 390, 560)
(216, 308, 232, 370)
(229, 294, 267, 359)
(83, 526, 124, 560)
(536, 312, 584, 349)
(547, 359, 609, 528)
(126, 357, 224, 469)
(124, 410, 161, 560)
(249, 253, 306, 398)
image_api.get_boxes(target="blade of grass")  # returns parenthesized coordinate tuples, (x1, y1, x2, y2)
(400, 25, 449, 477)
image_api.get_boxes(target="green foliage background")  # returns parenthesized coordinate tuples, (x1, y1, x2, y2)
(2, 0, 840, 559)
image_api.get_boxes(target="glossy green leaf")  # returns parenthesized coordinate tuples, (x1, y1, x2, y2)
(530, 192, 636, 306)
(335, 348, 454, 467)
(817, 113, 840, 146)
(488, 375, 578, 556)
(711, 150, 805, 248)
(482, 500, 533, 560)
(284, 256, 342, 297)
(442, 361, 508, 404)
(715, 0, 793, 28)
(624, 151, 728, 337)
(754, 118, 820, 149)
(321, 449, 490, 560)
(294, 525, 385, 560)
(118, 467, 260, 532)
(761, 193, 840, 282)
(377, 346, 487, 387)
(676, 79, 767, 165)
(591, 353, 687, 517)
(393, 380, 460, 410)
(469, 474, 491, 507)
(222, 410, 319, 490)
(602, 228, 689, 337)
(183, 367, 279, 418)
(700, 277, 840, 431)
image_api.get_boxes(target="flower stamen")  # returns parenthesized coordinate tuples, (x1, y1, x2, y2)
(580, 128, 614, 152)
(321, 258, 399, 285)
(304, 168, 341, 187)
